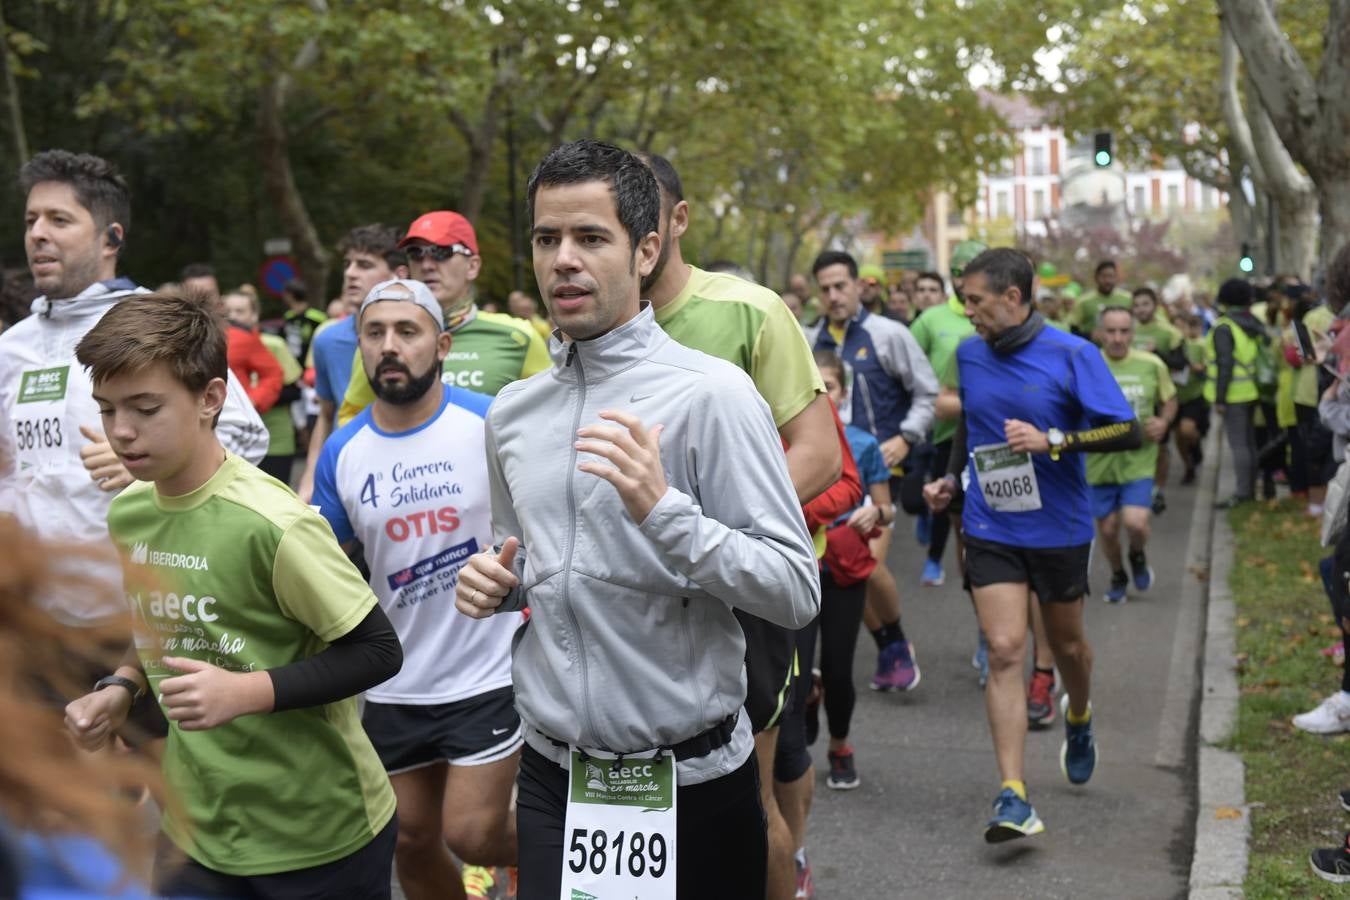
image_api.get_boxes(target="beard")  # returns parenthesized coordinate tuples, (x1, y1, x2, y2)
(369, 357, 442, 406)
(640, 227, 672, 295)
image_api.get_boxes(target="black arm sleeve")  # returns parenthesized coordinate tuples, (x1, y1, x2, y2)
(1159, 344, 1188, 372)
(1213, 324, 1235, 403)
(275, 380, 303, 406)
(268, 604, 403, 712)
(947, 416, 967, 480)
(1063, 419, 1143, 454)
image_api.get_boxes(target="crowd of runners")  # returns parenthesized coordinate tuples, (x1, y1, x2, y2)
(5, 140, 1348, 899)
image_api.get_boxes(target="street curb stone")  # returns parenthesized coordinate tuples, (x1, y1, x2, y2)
(1189, 431, 1249, 897)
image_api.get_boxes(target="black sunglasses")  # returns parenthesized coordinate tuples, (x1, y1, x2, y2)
(405, 244, 471, 262)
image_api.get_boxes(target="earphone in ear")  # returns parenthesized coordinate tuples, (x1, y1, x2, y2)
(106, 225, 123, 249)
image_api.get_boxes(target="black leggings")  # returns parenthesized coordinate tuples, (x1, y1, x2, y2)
(515, 743, 766, 900)
(774, 622, 818, 783)
(928, 439, 954, 563)
(818, 570, 868, 741)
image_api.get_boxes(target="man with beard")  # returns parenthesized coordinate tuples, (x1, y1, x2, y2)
(336, 212, 549, 426)
(313, 279, 521, 900)
(1071, 259, 1133, 338)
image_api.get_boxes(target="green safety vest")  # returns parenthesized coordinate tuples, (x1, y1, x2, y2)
(1204, 315, 1258, 403)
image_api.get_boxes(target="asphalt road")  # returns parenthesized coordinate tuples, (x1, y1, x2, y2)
(801, 478, 1202, 899)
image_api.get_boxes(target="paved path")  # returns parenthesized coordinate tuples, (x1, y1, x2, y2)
(803, 477, 1202, 899)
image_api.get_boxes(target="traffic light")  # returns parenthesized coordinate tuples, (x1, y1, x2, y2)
(1093, 131, 1113, 167)
(1239, 243, 1255, 274)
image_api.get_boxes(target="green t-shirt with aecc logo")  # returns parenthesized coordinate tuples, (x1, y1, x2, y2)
(1175, 337, 1208, 404)
(108, 454, 395, 876)
(1132, 318, 1182, 357)
(1086, 349, 1176, 486)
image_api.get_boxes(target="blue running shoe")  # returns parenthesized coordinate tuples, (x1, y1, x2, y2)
(984, 788, 1044, 843)
(915, 511, 932, 546)
(920, 558, 945, 586)
(1104, 570, 1128, 604)
(1128, 550, 1154, 592)
(1060, 695, 1097, 785)
(972, 633, 989, 687)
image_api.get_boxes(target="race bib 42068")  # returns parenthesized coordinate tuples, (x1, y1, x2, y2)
(972, 441, 1042, 513)
(13, 366, 70, 473)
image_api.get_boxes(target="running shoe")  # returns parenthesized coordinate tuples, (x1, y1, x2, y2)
(972, 633, 989, 688)
(795, 853, 814, 898)
(1151, 491, 1167, 514)
(1105, 570, 1128, 604)
(915, 510, 931, 546)
(462, 864, 496, 899)
(826, 746, 860, 790)
(1060, 695, 1097, 785)
(1339, 787, 1350, 813)
(1027, 669, 1056, 727)
(1293, 692, 1350, 734)
(984, 788, 1044, 843)
(872, 639, 920, 691)
(1128, 550, 1154, 593)
(920, 558, 945, 586)
(1311, 833, 1350, 884)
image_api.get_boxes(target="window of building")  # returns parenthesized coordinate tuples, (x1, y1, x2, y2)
(1032, 189, 1046, 218)
(1134, 185, 1147, 213)
(1167, 184, 1180, 211)
(996, 191, 1010, 218)
(1030, 146, 1045, 176)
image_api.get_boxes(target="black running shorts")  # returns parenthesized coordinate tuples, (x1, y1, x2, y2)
(736, 610, 795, 733)
(362, 686, 522, 773)
(964, 535, 1092, 604)
(1178, 397, 1211, 435)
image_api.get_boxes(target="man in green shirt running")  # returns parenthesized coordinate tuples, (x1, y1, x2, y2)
(337, 211, 549, 425)
(1131, 286, 1186, 514)
(1072, 259, 1133, 338)
(64, 292, 402, 897)
(1087, 307, 1177, 603)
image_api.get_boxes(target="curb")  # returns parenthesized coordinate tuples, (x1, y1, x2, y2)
(1189, 428, 1248, 898)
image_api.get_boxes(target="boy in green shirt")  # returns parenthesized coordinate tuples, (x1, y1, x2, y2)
(1173, 313, 1210, 484)
(1087, 307, 1177, 603)
(64, 292, 402, 898)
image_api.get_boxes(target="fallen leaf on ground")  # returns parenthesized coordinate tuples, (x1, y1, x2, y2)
(1215, 806, 1243, 819)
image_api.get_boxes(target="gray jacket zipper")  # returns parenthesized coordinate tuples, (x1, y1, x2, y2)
(562, 341, 600, 745)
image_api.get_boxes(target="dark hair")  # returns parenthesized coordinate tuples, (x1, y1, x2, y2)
(1095, 259, 1117, 276)
(812, 348, 845, 383)
(526, 140, 660, 261)
(1131, 286, 1158, 306)
(1217, 277, 1253, 308)
(1099, 305, 1134, 326)
(812, 249, 858, 279)
(75, 292, 228, 396)
(963, 248, 1034, 304)
(338, 223, 406, 271)
(640, 152, 684, 205)
(282, 278, 306, 301)
(179, 263, 215, 282)
(1327, 242, 1350, 313)
(19, 150, 131, 253)
(915, 270, 945, 291)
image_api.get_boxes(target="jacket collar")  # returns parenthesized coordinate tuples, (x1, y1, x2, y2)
(550, 302, 669, 383)
(32, 277, 142, 320)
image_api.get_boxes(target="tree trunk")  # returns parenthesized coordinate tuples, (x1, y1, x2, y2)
(1319, 180, 1350, 273)
(258, 77, 329, 304)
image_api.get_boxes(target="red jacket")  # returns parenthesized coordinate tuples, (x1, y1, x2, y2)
(226, 323, 283, 413)
(799, 399, 863, 531)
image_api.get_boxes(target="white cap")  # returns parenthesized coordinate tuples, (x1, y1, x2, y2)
(358, 278, 444, 331)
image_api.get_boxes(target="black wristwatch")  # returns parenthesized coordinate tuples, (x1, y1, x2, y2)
(94, 674, 145, 702)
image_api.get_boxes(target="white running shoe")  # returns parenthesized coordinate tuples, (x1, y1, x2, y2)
(1293, 693, 1350, 734)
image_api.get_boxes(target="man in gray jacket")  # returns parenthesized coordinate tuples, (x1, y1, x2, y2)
(456, 140, 820, 900)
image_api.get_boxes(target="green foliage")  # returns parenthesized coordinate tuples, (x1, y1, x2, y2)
(0, 0, 1049, 299)
(1225, 500, 1350, 899)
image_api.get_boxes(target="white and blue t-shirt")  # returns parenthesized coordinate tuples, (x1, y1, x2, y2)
(955, 326, 1135, 548)
(312, 383, 517, 704)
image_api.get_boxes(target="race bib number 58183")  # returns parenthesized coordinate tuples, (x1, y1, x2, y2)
(562, 748, 676, 900)
(13, 366, 70, 473)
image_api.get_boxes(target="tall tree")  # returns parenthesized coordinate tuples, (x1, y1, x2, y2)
(1217, 0, 1349, 266)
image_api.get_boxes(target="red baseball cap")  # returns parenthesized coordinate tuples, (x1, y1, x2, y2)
(399, 211, 479, 255)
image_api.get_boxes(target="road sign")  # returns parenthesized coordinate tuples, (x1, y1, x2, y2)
(883, 249, 929, 271)
(259, 256, 298, 297)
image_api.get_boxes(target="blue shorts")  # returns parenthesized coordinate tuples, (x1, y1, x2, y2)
(1090, 478, 1154, 518)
